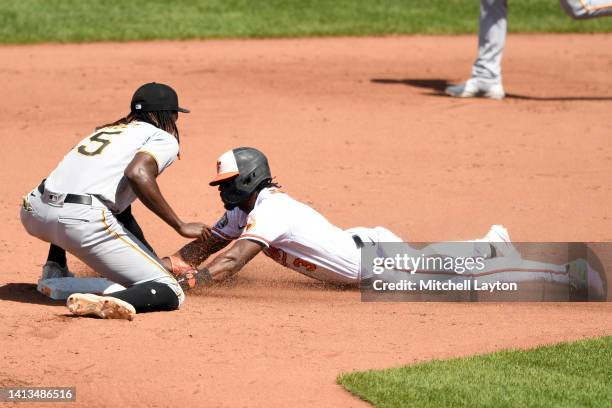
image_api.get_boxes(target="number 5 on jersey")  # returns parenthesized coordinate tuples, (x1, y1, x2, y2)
(77, 130, 121, 156)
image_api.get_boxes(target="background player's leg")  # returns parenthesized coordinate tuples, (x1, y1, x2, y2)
(560, 0, 612, 19)
(445, 0, 507, 98)
(472, 0, 508, 87)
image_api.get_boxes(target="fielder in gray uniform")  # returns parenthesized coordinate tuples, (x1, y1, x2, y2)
(446, 0, 612, 99)
(20, 82, 211, 320)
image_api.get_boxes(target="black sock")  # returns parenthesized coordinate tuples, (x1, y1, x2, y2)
(109, 281, 179, 313)
(47, 244, 67, 268)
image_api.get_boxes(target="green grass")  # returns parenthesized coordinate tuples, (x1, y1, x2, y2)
(1, 0, 612, 44)
(338, 336, 612, 408)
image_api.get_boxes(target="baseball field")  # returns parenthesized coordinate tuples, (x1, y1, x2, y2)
(1, 1, 611, 407)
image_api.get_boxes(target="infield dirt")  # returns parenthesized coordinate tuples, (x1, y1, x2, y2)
(1, 35, 611, 407)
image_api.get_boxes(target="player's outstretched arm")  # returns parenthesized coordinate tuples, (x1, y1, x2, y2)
(125, 152, 211, 240)
(175, 239, 263, 290)
(162, 234, 231, 274)
(206, 239, 264, 281)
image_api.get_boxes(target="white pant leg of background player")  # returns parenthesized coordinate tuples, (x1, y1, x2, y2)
(471, 0, 508, 86)
(21, 190, 184, 304)
(560, 0, 612, 18)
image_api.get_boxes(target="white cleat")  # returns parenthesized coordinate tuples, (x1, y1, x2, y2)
(67, 293, 136, 321)
(445, 78, 505, 100)
(482, 225, 520, 259)
(41, 261, 74, 280)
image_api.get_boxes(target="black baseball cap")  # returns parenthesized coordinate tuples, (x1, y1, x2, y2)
(130, 82, 190, 113)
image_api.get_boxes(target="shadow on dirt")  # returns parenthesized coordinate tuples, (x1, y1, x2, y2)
(372, 78, 450, 93)
(0, 283, 63, 305)
(371, 78, 612, 101)
(189, 276, 356, 296)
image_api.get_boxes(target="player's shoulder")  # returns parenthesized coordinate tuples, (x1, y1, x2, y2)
(254, 188, 285, 207)
(125, 121, 176, 141)
(250, 188, 293, 218)
(256, 187, 287, 202)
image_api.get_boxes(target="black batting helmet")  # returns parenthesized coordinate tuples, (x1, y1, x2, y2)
(209, 147, 272, 208)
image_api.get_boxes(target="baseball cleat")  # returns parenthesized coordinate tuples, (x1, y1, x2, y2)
(41, 261, 75, 280)
(445, 78, 505, 100)
(567, 259, 607, 301)
(67, 293, 136, 320)
(482, 224, 520, 259)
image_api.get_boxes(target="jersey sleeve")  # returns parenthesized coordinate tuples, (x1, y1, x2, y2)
(212, 208, 248, 241)
(138, 130, 179, 174)
(237, 202, 288, 248)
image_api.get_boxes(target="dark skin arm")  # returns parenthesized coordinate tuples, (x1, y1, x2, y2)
(204, 239, 264, 282)
(179, 234, 232, 266)
(161, 233, 231, 272)
(125, 152, 211, 240)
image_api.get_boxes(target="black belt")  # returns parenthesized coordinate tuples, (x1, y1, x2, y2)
(352, 235, 364, 249)
(37, 180, 93, 206)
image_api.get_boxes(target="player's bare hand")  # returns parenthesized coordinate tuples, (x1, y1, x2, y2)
(177, 222, 212, 240)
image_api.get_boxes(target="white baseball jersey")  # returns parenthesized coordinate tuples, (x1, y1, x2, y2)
(45, 121, 179, 213)
(212, 188, 363, 284)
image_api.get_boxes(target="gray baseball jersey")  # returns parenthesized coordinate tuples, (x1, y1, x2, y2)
(46, 121, 178, 213)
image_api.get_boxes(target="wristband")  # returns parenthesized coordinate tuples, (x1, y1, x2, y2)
(178, 267, 213, 290)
